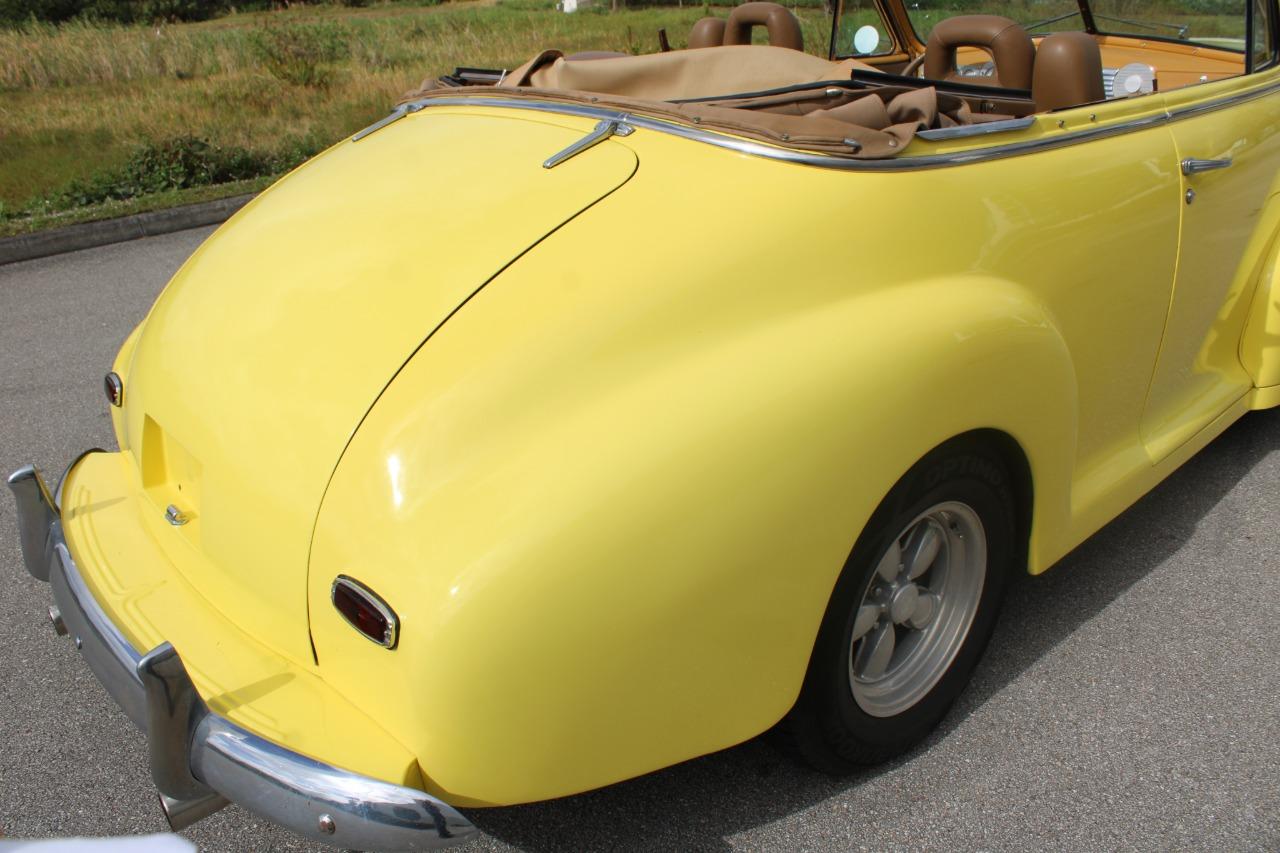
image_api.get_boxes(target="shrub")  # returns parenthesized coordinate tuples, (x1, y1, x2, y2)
(0, 0, 82, 24)
(0, 0, 231, 25)
(45, 136, 317, 209)
(83, 0, 228, 23)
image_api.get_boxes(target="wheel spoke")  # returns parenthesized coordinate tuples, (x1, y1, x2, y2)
(851, 604, 881, 641)
(906, 590, 941, 630)
(903, 521, 942, 580)
(853, 622, 895, 681)
(875, 540, 902, 583)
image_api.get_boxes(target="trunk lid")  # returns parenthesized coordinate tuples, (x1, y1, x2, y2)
(121, 109, 637, 664)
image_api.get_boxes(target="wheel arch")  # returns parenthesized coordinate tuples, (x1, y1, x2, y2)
(958, 428, 1035, 576)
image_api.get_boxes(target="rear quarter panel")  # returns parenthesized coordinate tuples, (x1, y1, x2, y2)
(305, 114, 1190, 805)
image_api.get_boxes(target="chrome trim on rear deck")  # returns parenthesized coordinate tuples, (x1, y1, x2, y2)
(389, 74, 1280, 171)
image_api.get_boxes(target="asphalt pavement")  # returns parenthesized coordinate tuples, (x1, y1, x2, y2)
(0, 228, 1277, 852)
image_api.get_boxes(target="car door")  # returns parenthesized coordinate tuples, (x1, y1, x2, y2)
(1141, 0, 1280, 458)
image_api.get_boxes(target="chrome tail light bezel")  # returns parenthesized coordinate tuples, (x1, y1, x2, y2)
(330, 575, 400, 650)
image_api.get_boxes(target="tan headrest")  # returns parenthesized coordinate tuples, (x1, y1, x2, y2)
(723, 2, 804, 52)
(924, 15, 1034, 90)
(688, 17, 727, 50)
(1032, 31, 1104, 111)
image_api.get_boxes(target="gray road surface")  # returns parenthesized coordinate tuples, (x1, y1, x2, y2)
(1, 228, 1277, 852)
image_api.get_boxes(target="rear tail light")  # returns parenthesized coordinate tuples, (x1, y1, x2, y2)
(331, 575, 399, 649)
(104, 372, 124, 407)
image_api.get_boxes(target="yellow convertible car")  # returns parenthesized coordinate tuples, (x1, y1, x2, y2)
(10, 0, 1280, 848)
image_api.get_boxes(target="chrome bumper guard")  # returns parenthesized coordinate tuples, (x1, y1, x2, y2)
(8, 461, 476, 852)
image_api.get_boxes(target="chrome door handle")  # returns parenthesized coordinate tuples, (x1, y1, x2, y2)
(1181, 157, 1233, 176)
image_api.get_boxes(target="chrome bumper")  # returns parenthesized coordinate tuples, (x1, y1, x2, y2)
(8, 461, 476, 852)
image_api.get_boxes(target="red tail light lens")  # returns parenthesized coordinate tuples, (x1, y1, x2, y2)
(331, 576, 399, 649)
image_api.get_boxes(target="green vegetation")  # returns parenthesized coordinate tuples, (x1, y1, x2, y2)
(0, 1, 831, 232)
(0, 0, 390, 27)
(904, 1, 1246, 41)
(0, 176, 275, 238)
(0, 0, 1247, 235)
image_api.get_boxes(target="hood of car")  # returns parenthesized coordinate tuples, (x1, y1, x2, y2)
(118, 109, 638, 664)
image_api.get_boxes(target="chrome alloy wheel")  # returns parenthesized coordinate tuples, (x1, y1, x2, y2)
(848, 501, 987, 718)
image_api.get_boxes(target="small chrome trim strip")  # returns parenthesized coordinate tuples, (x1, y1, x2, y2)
(8, 459, 475, 851)
(916, 117, 1036, 142)
(393, 75, 1280, 171)
(351, 102, 425, 142)
(543, 117, 636, 168)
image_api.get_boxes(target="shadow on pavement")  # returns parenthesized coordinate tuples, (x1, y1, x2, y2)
(469, 408, 1280, 852)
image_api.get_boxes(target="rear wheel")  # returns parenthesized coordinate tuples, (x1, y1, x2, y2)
(789, 441, 1015, 771)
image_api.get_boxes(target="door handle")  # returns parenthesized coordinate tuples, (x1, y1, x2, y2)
(1181, 157, 1233, 176)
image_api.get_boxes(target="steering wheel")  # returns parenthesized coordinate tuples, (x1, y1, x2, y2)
(901, 52, 927, 78)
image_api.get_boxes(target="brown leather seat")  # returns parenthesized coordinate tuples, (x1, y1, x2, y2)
(687, 3, 803, 52)
(688, 17, 728, 50)
(923, 15, 1035, 90)
(1032, 31, 1105, 111)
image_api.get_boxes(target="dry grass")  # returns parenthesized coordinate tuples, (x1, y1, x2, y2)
(2, 0, 1237, 219)
(0, 1, 831, 213)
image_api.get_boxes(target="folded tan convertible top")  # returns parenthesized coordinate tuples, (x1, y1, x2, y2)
(503, 45, 877, 101)
(403, 45, 1014, 160)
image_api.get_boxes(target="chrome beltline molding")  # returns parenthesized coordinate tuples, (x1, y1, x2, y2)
(6, 461, 476, 852)
(374, 75, 1280, 171)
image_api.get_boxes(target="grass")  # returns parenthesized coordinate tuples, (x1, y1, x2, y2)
(0, 0, 832, 231)
(0, 0, 1245, 234)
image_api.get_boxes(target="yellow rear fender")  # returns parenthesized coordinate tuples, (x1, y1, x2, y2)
(108, 321, 144, 451)
(306, 265, 1078, 807)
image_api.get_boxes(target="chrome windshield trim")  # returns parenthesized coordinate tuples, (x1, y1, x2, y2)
(400, 76, 1280, 171)
(8, 460, 476, 851)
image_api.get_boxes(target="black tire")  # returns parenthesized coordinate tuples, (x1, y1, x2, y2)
(787, 438, 1016, 773)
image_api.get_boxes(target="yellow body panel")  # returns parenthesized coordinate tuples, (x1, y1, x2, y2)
(79, 65, 1280, 806)
(1141, 83, 1280, 456)
(1241, 209, 1280, 398)
(60, 452, 423, 789)
(113, 111, 636, 666)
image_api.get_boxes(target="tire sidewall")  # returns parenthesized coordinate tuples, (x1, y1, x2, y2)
(797, 442, 1016, 768)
